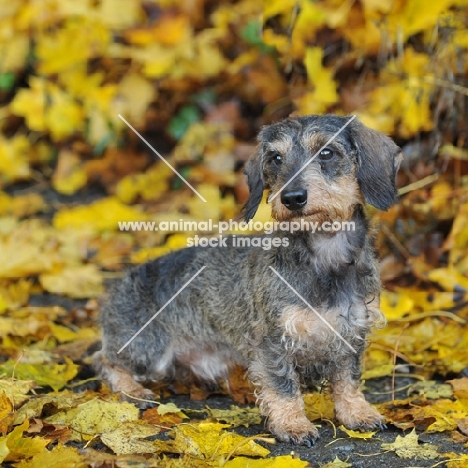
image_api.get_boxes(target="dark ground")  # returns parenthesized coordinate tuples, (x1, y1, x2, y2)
(155, 379, 468, 468)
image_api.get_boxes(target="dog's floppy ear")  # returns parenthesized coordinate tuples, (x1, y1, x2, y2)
(242, 147, 265, 222)
(351, 119, 402, 211)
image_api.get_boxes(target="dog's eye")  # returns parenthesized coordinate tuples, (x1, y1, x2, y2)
(318, 148, 335, 161)
(270, 153, 283, 166)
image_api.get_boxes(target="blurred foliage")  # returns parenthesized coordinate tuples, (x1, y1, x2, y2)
(0, 0, 467, 187)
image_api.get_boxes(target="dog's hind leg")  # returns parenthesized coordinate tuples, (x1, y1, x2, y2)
(93, 351, 156, 408)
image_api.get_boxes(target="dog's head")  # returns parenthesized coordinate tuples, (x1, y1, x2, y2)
(243, 115, 402, 222)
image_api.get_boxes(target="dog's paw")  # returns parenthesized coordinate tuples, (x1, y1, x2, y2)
(120, 387, 157, 409)
(269, 418, 320, 447)
(336, 400, 385, 431)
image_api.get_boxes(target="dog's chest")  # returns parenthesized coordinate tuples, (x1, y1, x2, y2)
(280, 303, 369, 355)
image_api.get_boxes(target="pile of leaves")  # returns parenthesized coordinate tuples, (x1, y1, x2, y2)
(1, 0, 468, 466)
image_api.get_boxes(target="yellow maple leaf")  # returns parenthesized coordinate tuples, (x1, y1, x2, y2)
(303, 47, 338, 109)
(10, 77, 45, 132)
(0, 358, 79, 392)
(0, 391, 14, 435)
(98, 0, 141, 29)
(224, 455, 309, 467)
(46, 398, 140, 442)
(40, 264, 103, 299)
(206, 405, 262, 427)
(321, 456, 352, 468)
(447, 202, 468, 250)
(116, 73, 156, 126)
(138, 44, 177, 78)
(0, 420, 49, 463)
(0, 380, 34, 408)
(0, 237, 52, 278)
(13, 390, 95, 426)
(115, 163, 172, 204)
(0, 192, 45, 218)
(100, 422, 160, 455)
(338, 425, 376, 439)
(381, 428, 439, 459)
(0, 35, 29, 73)
(45, 87, 84, 141)
(264, 0, 298, 19)
(428, 267, 468, 292)
(290, 1, 325, 58)
(188, 184, 221, 221)
(446, 453, 468, 468)
(380, 291, 415, 321)
(14, 444, 87, 468)
(131, 233, 191, 263)
(157, 402, 187, 418)
(191, 30, 227, 78)
(362, 348, 393, 380)
(53, 197, 145, 232)
(52, 150, 87, 196)
(304, 391, 335, 421)
(426, 399, 468, 432)
(169, 421, 270, 459)
(0, 135, 30, 183)
(127, 15, 191, 46)
(36, 19, 109, 74)
(0, 279, 31, 314)
(397, 0, 457, 38)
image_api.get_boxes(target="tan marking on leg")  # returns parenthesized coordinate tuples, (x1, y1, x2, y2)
(259, 387, 319, 443)
(95, 352, 154, 401)
(332, 370, 384, 430)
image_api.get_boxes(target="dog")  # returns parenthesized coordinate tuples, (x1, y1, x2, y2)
(94, 115, 402, 446)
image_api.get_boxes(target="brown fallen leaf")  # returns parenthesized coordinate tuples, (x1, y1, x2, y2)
(142, 407, 184, 430)
(448, 378, 468, 401)
(26, 419, 71, 445)
(85, 148, 148, 189)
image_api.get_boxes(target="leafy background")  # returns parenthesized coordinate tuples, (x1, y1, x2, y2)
(1, 0, 468, 466)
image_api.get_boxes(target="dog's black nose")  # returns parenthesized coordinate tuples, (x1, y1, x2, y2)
(281, 189, 307, 211)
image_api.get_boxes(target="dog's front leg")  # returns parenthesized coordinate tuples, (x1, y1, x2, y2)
(331, 357, 385, 430)
(249, 348, 319, 446)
